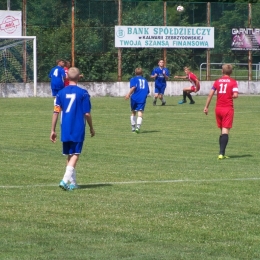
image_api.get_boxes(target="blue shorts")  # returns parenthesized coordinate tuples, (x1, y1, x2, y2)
(62, 141, 84, 155)
(155, 85, 166, 95)
(51, 88, 63, 97)
(131, 100, 146, 111)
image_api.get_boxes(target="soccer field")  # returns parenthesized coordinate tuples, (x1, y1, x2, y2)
(0, 96, 260, 259)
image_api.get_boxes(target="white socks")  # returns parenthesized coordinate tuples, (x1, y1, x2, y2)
(136, 117, 143, 129)
(69, 169, 77, 185)
(131, 116, 136, 131)
(63, 165, 74, 183)
(130, 116, 143, 130)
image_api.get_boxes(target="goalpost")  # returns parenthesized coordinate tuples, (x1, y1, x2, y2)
(0, 36, 37, 97)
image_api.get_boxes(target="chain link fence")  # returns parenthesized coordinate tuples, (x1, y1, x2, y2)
(1, 0, 259, 82)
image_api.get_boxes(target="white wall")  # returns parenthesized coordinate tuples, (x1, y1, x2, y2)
(1, 81, 260, 97)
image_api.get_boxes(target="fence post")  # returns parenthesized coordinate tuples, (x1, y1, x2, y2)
(163, 1, 167, 66)
(71, 0, 75, 67)
(117, 0, 122, 82)
(206, 2, 211, 80)
(248, 3, 252, 81)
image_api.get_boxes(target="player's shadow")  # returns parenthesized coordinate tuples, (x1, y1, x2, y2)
(140, 130, 160, 134)
(79, 184, 112, 190)
(229, 154, 252, 159)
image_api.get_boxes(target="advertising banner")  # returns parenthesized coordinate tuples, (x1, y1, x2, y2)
(115, 26, 214, 48)
(231, 28, 260, 50)
(0, 11, 22, 36)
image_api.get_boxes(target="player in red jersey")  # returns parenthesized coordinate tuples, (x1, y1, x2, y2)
(174, 66, 200, 104)
(64, 61, 71, 87)
(203, 64, 238, 160)
(64, 61, 83, 87)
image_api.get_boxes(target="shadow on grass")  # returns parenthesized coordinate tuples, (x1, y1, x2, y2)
(79, 184, 112, 189)
(140, 130, 160, 134)
(161, 104, 176, 107)
(229, 154, 253, 159)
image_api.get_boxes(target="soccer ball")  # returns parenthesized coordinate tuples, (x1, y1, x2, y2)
(177, 5, 184, 12)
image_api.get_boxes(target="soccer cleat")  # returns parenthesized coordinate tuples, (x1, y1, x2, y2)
(153, 100, 157, 106)
(59, 180, 69, 191)
(68, 184, 79, 191)
(178, 100, 187, 104)
(135, 128, 140, 134)
(189, 100, 195, 104)
(218, 155, 230, 160)
(162, 101, 166, 106)
(132, 130, 136, 133)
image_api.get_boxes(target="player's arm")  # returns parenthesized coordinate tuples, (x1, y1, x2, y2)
(233, 92, 238, 99)
(50, 108, 60, 143)
(174, 75, 187, 79)
(232, 82, 238, 99)
(204, 88, 215, 115)
(125, 86, 136, 100)
(150, 69, 157, 79)
(85, 113, 95, 137)
(163, 69, 169, 79)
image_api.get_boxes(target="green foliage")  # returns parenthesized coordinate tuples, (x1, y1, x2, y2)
(12, 0, 260, 81)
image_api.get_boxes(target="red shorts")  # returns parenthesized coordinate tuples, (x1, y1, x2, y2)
(190, 85, 200, 92)
(215, 107, 234, 128)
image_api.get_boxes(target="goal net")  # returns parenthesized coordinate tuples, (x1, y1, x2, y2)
(0, 36, 37, 97)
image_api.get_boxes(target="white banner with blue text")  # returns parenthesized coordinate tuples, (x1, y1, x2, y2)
(115, 26, 214, 48)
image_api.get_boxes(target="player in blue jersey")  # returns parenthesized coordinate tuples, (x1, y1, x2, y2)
(50, 67, 95, 191)
(150, 59, 170, 106)
(125, 67, 150, 133)
(48, 59, 66, 104)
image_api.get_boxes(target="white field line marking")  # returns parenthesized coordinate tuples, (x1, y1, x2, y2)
(1, 177, 260, 189)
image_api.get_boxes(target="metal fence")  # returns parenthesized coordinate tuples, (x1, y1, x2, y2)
(200, 63, 260, 81)
(1, 0, 260, 82)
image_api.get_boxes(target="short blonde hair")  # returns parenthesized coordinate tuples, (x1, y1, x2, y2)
(68, 67, 80, 80)
(135, 67, 143, 75)
(222, 64, 233, 76)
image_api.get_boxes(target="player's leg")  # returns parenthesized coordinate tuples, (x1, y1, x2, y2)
(217, 108, 233, 159)
(52, 89, 58, 106)
(153, 86, 159, 105)
(178, 87, 188, 104)
(130, 99, 137, 132)
(131, 111, 137, 132)
(185, 87, 195, 104)
(159, 86, 166, 105)
(135, 104, 145, 133)
(136, 110, 143, 133)
(60, 142, 81, 190)
(219, 128, 230, 159)
(67, 148, 81, 190)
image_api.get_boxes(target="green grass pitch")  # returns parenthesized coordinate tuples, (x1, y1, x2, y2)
(0, 96, 260, 259)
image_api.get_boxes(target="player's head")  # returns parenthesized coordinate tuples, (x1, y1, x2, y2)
(135, 67, 143, 76)
(222, 64, 233, 76)
(68, 67, 80, 81)
(65, 60, 71, 68)
(158, 59, 164, 67)
(184, 66, 190, 74)
(56, 59, 65, 67)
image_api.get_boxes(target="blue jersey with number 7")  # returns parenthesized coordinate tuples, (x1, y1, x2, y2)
(55, 85, 91, 142)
